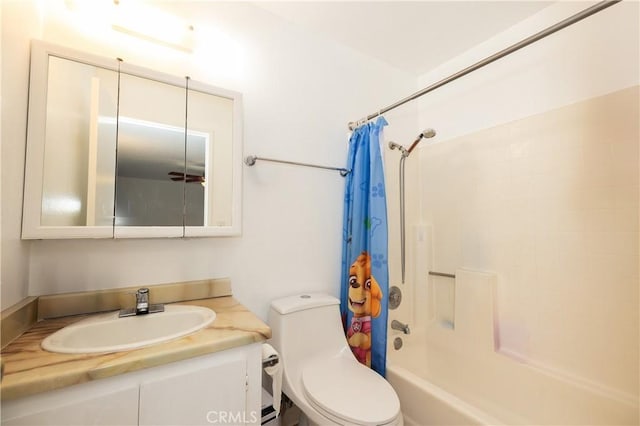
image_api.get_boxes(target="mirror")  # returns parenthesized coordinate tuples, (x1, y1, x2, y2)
(114, 72, 187, 237)
(22, 41, 242, 239)
(40, 55, 118, 232)
(186, 83, 236, 231)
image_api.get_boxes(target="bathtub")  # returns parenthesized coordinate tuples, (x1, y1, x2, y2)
(385, 270, 638, 425)
(387, 327, 638, 426)
(387, 363, 497, 425)
(387, 329, 502, 426)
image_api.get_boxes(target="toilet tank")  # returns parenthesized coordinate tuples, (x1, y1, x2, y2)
(268, 293, 350, 363)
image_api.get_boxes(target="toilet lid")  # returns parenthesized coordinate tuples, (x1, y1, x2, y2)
(301, 356, 400, 425)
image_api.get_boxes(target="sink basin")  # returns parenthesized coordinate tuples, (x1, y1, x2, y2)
(42, 305, 216, 354)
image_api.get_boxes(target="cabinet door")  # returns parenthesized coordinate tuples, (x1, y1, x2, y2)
(1, 382, 138, 426)
(139, 352, 248, 426)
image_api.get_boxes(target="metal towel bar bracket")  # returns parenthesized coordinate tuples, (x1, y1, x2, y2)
(245, 155, 350, 177)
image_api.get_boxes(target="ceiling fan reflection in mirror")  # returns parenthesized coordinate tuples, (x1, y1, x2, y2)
(168, 171, 205, 184)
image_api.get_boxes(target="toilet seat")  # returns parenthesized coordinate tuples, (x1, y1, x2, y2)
(301, 356, 400, 426)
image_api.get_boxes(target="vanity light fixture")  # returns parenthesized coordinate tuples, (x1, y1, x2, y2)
(111, 0, 195, 53)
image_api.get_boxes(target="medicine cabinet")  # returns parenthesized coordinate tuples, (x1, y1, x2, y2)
(22, 41, 242, 239)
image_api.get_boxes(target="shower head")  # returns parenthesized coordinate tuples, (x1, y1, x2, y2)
(421, 128, 436, 139)
(388, 128, 437, 157)
(406, 128, 437, 154)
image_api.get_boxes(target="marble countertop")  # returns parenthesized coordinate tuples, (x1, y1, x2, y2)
(0, 297, 271, 401)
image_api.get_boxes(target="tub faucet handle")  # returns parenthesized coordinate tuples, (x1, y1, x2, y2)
(391, 319, 410, 335)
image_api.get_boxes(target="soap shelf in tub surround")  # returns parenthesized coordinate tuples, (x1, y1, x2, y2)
(0, 279, 271, 401)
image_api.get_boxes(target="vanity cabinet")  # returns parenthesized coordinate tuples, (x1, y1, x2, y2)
(1, 384, 139, 426)
(138, 349, 251, 426)
(1, 344, 262, 426)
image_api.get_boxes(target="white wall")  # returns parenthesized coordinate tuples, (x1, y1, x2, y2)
(415, 1, 639, 143)
(0, 1, 3, 308)
(0, 0, 40, 310)
(0, 1, 417, 316)
(414, 0, 638, 400)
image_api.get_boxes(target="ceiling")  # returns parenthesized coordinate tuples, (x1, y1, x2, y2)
(254, 1, 554, 76)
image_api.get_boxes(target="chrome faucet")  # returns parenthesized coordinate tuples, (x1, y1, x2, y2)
(119, 288, 164, 317)
(391, 319, 410, 335)
(136, 288, 149, 315)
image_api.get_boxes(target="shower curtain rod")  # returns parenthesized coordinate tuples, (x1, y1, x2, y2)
(347, 0, 621, 130)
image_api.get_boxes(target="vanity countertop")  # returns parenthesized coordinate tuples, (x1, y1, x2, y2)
(0, 296, 271, 401)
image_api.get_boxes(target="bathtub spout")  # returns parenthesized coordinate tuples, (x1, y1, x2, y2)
(391, 320, 410, 335)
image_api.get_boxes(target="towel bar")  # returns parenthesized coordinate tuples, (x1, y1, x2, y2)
(245, 155, 350, 177)
(428, 271, 456, 279)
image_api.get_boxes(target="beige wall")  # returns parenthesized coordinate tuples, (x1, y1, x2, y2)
(419, 86, 639, 398)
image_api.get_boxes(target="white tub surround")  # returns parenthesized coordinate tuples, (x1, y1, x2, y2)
(388, 268, 638, 425)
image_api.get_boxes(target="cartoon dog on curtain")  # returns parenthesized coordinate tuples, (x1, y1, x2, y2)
(347, 251, 383, 367)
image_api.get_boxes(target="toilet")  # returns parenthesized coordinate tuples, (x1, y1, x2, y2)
(268, 293, 403, 426)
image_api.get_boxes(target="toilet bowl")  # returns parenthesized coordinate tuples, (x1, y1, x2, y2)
(268, 293, 402, 426)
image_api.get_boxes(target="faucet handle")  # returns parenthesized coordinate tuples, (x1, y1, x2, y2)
(118, 288, 164, 317)
(136, 288, 150, 315)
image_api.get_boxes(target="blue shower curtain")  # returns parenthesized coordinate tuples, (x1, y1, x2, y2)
(340, 117, 389, 377)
